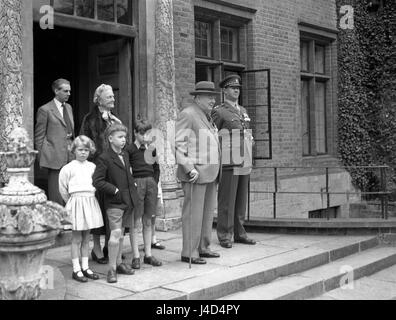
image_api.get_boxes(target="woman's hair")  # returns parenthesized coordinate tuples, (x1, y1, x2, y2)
(134, 118, 152, 134)
(70, 135, 96, 154)
(105, 123, 128, 142)
(93, 84, 113, 105)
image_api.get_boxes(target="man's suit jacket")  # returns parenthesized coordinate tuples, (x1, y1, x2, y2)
(175, 101, 221, 184)
(92, 147, 139, 211)
(34, 100, 75, 170)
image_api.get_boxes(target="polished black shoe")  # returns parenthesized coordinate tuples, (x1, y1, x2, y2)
(151, 242, 166, 250)
(116, 263, 135, 275)
(199, 251, 220, 258)
(234, 237, 256, 245)
(131, 257, 140, 269)
(219, 241, 232, 249)
(82, 268, 100, 280)
(181, 256, 206, 264)
(72, 271, 88, 283)
(107, 268, 117, 283)
(144, 255, 162, 266)
(91, 250, 108, 264)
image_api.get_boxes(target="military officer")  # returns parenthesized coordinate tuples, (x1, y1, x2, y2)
(212, 74, 256, 248)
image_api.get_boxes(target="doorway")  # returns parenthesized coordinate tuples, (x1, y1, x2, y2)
(33, 23, 133, 192)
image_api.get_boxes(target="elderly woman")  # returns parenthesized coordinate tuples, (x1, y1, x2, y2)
(79, 84, 122, 264)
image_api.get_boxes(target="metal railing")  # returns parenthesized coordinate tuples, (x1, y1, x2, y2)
(247, 165, 391, 221)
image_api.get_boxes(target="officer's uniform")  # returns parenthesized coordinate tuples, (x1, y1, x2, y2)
(211, 75, 256, 248)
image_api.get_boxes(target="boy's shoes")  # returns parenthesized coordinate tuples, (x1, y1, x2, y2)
(144, 255, 162, 267)
(181, 256, 206, 264)
(82, 268, 100, 280)
(107, 268, 117, 283)
(151, 242, 166, 250)
(72, 271, 88, 283)
(116, 263, 135, 275)
(131, 258, 141, 269)
(91, 250, 108, 264)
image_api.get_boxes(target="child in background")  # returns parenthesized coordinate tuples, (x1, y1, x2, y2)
(125, 119, 163, 269)
(59, 135, 104, 283)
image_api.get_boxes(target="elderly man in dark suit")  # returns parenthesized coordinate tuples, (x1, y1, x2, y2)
(212, 74, 256, 249)
(34, 78, 75, 205)
(175, 81, 221, 264)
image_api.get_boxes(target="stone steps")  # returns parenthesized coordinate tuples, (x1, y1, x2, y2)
(161, 236, 379, 300)
(219, 245, 396, 300)
(311, 264, 396, 300)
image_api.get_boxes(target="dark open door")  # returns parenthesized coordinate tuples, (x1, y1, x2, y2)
(88, 38, 133, 134)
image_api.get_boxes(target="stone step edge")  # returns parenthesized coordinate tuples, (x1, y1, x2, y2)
(162, 236, 379, 300)
(255, 247, 396, 300)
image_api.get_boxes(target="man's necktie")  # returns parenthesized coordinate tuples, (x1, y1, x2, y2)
(139, 144, 146, 151)
(118, 152, 125, 166)
(62, 103, 73, 138)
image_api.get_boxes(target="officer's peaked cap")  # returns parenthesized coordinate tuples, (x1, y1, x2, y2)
(219, 74, 242, 88)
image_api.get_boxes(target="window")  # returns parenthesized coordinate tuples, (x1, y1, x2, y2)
(220, 26, 238, 61)
(195, 21, 212, 58)
(194, 14, 245, 83)
(52, 0, 133, 25)
(300, 34, 333, 156)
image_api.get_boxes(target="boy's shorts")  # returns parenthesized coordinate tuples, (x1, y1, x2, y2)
(106, 208, 132, 231)
(134, 176, 159, 219)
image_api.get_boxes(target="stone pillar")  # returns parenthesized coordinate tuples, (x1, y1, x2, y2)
(154, 0, 183, 231)
(0, 0, 24, 185)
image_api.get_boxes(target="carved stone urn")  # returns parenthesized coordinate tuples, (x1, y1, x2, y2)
(0, 127, 70, 300)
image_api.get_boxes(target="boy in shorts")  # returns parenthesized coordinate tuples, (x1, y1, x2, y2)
(125, 119, 163, 268)
(93, 123, 138, 283)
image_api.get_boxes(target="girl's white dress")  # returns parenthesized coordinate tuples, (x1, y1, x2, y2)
(59, 160, 104, 231)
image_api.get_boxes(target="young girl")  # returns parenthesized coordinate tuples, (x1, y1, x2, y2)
(59, 135, 104, 282)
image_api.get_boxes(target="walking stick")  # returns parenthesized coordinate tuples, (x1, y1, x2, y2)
(189, 181, 193, 269)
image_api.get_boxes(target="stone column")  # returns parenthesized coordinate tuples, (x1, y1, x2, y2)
(0, 0, 24, 185)
(153, 0, 183, 231)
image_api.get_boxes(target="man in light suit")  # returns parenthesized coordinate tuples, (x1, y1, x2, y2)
(175, 81, 221, 264)
(35, 78, 75, 205)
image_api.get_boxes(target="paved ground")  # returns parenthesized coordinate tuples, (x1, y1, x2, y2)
(40, 229, 386, 300)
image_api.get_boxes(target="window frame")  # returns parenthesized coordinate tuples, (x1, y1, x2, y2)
(299, 28, 335, 157)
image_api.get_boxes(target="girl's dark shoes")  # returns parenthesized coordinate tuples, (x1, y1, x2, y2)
(72, 271, 88, 283)
(82, 268, 100, 280)
(91, 250, 108, 264)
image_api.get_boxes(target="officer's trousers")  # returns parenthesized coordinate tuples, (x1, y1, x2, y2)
(216, 170, 249, 243)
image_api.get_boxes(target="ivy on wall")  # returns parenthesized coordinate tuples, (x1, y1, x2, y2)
(336, 0, 396, 196)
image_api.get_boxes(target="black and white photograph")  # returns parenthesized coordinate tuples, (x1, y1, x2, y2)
(0, 0, 395, 306)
